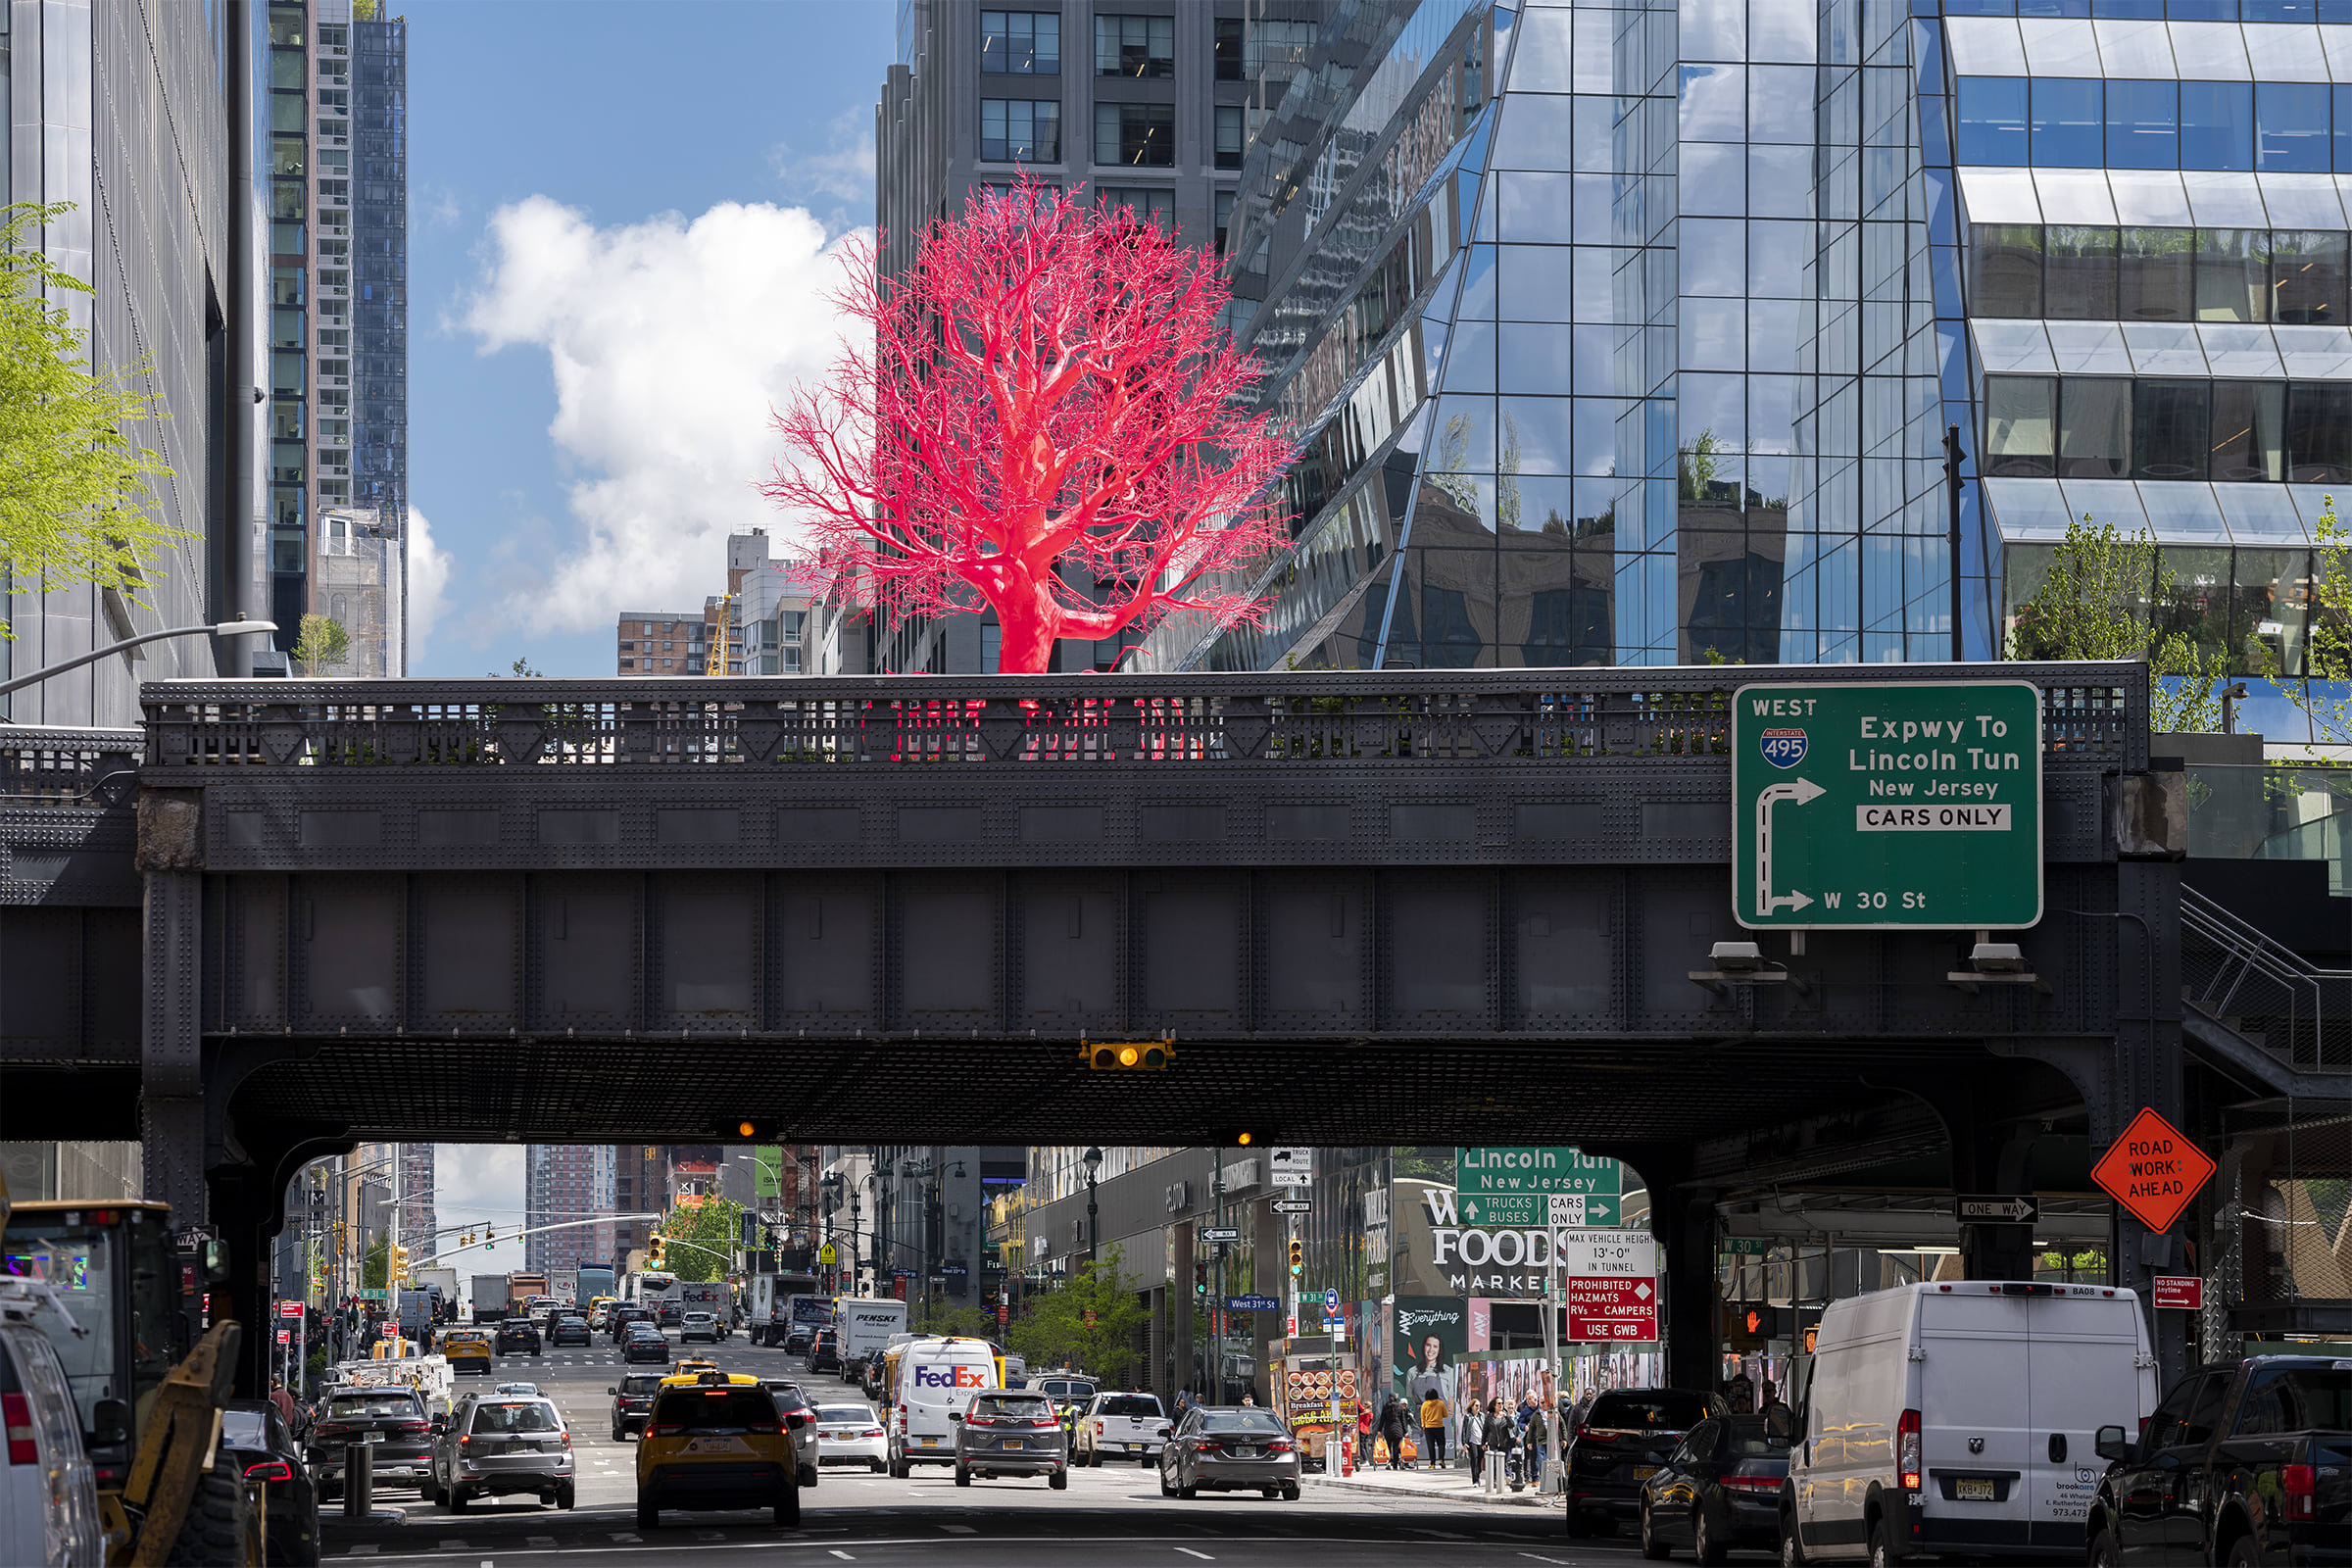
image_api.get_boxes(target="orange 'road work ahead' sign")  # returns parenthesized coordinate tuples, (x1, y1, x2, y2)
(2090, 1106, 2215, 1236)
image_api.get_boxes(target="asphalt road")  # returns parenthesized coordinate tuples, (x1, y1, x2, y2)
(317, 1334, 1656, 1567)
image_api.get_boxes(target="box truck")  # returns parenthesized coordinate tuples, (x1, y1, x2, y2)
(471, 1274, 511, 1323)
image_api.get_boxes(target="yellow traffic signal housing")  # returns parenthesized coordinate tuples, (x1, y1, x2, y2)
(1081, 1040, 1172, 1070)
(1287, 1238, 1304, 1276)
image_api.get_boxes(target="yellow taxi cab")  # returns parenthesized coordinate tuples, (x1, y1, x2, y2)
(637, 1371, 806, 1530)
(672, 1357, 719, 1379)
(440, 1332, 493, 1375)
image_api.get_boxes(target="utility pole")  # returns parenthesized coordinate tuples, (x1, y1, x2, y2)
(1211, 1147, 1225, 1404)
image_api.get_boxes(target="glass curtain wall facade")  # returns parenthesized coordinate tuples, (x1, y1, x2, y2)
(352, 10, 409, 670)
(1136, 0, 2352, 687)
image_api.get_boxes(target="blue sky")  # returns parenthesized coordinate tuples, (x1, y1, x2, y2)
(404, 0, 891, 678)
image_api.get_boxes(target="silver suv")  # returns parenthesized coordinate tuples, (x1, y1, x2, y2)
(430, 1394, 575, 1511)
(954, 1390, 1068, 1490)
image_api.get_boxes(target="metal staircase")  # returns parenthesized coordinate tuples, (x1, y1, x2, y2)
(2180, 884, 2352, 1075)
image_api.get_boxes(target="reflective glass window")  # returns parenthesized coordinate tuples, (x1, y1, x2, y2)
(2105, 78, 2179, 170)
(981, 99, 1060, 163)
(1984, 376, 2058, 475)
(2059, 377, 2133, 477)
(2271, 230, 2347, 324)
(2338, 85, 2352, 173)
(1215, 106, 1244, 170)
(2256, 82, 2330, 172)
(1680, 64, 1746, 141)
(2195, 228, 2269, 322)
(2285, 381, 2352, 480)
(981, 12, 1060, 74)
(2166, 0, 2233, 18)
(2209, 381, 2284, 481)
(2032, 77, 2104, 168)
(1095, 102, 1172, 167)
(2179, 80, 2253, 172)
(1501, 397, 1578, 474)
(1095, 15, 1173, 78)
(1970, 223, 2045, 316)
(1957, 77, 2031, 165)
(2132, 378, 2211, 477)
(1213, 16, 1242, 81)
(2045, 225, 2120, 318)
(2120, 227, 2195, 319)
(1495, 94, 1575, 172)
(2157, 545, 2234, 661)
(2234, 548, 2311, 675)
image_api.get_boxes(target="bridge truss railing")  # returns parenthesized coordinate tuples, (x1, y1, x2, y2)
(0, 726, 146, 806)
(139, 664, 2146, 771)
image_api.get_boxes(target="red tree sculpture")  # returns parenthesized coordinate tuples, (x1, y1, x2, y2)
(765, 181, 1291, 672)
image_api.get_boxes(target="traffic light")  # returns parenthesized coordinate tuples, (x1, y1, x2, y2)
(1193, 1262, 1208, 1298)
(391, 1242, 411, 1280)
(650, 1235, 666, 1266)
(1287, 1238, 1304, 1277)
(484, 1226, 495, 1251)
(1235, 1132, 1253, 1146)
(719, 1117, 776, 1140)
(1082, 1040, 1172, 1070)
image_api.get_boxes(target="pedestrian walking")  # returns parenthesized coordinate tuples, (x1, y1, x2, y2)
(269, 1377, 296, 1430)
(1517, 1390, 1544, 1483)
(1484, 1397, 1519, 1491)
(1458, 1396, 1486, 1483)
(1418, 1387, 1448, 1469)
(1355, 1396, 1375, 1466)
(1377, 1392, 1409, 1470)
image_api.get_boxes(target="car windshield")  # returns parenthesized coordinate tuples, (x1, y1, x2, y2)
(328, 1394, 421, 1421)
(762, 1384, 810, 1411)
(818, 1405, 873, 1424)
(220, 1410, 269, 1447)
(1589, 1393, 1711, 1431)
(971, 1395, 1054, 1421)
(470, 1401, 560, 1434)
(1102, 1396, 1161, 1417)
(1200, 1409, 1287, 1434)
(654, 1389, 775, 1433)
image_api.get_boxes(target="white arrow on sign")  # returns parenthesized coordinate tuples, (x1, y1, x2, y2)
(1756, 776, 1828, 918)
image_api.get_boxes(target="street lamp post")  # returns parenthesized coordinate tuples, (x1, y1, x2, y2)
(1083, 1147, 1102, 1274)
(0, 617, 277, 701)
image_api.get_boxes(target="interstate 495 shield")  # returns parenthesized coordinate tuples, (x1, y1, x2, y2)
(1730, 680, 2044, 930)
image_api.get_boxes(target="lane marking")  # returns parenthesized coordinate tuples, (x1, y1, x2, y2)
(1519, 1555, 1573, 1566)
(1176, 1551, 1216, 1561)
(829, 1552, 856, 1561)
(940, 1524, 976, 1534)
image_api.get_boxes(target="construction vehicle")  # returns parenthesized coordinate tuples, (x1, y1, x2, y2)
(2, 1190, 261, 1563)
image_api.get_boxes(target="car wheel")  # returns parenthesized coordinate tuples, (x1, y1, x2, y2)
(1567, 1506, 1592, 1540)
(1695, 1502, 1726, 1567)
(1867, 1513, 1899, 1568)
(1159, 1461, 1177, 1498)
(1180, 1482, 1198, 1499)
(2088, 1529, 2122, 1568)
(775, 1484, 802, 1528)
(1642, 1499, 1672, 1560)
(2226, 1538, 2263, 1568)
(449, 1487, 468, 1514)
(1781, 1511, 1807, 1568)
(1263, 1487, 1280, 1499)
(637, 1499, 658, 1530)
(870, 1458, 885, 1474)
(611, 1427, 623, 1444)
(1050, 1469, 1067, 1492)
(559, 1483, 575, 1511)
(1283, 1483, 1300, 1501)
(956, 1464, 972, 1488)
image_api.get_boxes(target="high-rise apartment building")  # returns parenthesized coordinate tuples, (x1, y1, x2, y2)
(869, 0, 1331, 673)
(1122, 0, 2352, 710)
(1, 2, 236, 723)
(524, 1144, 614, 1275)
(261, 0, 408, 679)
(396, 1142, 436, 1255)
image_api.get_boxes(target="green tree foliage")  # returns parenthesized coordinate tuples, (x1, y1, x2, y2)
(2280, 497, 2351, 752)
(291, 612, 350, 674)
(658, 1196, 743, 1285)
(0, 203, 181, 632)
(362, 1237, 389, 1290)
(912, 1302, 999, 1340)
(2006, 513, 2231, 732)
(1004, 1244, 1149, 1384)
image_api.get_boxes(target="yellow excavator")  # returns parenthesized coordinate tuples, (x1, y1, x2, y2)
(3, 1179, 263, 1564)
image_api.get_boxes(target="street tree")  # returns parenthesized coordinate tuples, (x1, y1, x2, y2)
(362, 1237, 389, 1290)
(766, 179, 1292, 672)
(290, 612, 350, 675)
(2279, 496, 2351, 752)
(1004, 1243, 1148, 1384)
(0, 202, 180, 629)
(657, 1195, 744, 1285)
(2005, 512, 2231, 731)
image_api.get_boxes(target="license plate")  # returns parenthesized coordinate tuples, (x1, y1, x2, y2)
(1630, 1466, 1656, 1481)
(1005, 1440, 1024, 1449)
(1955, 1478, 1996, 1501)
(920, 1437, 938, 1446)
(684, 1437, 750, 1455)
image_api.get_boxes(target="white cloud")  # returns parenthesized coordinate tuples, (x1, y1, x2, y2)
(769, 106, 875, 209)
(459, 197, 861, 630)
(405, 505, 451, 662)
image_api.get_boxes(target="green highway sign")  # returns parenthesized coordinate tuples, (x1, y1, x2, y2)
(1459, 1194, 1623, 1227)
(1456, 1148, 1622, 1198)
(1731, 680, 2043, 930)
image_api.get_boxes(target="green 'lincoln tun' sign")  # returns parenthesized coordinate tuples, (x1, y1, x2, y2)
(1730, 680, 2043, 930)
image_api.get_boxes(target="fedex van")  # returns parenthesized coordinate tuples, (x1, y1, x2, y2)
(1785, 1281, 2156, 1566)
(886, 1337, 1000, 1476)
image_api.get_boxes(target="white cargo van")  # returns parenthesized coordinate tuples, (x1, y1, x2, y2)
(886, 1337, 1000, 1476)
(1786, 1281, 2156, 1566)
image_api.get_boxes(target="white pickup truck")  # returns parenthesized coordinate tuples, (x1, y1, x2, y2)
(1073, 1391, 1171, 1467)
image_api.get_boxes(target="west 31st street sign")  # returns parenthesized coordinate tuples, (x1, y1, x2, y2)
(1732, 680, 2043, 929)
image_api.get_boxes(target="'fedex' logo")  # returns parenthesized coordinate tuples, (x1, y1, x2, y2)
(912, 1364, 989, 1390)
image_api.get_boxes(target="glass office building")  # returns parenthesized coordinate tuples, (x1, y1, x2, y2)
(1135, 0, 2352, 689)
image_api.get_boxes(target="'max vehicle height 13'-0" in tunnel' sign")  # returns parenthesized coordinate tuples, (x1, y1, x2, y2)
(1731, 680, 2043, 929)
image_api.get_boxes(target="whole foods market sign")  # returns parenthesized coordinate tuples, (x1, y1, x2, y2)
(1455, 1147, 1621, 1198)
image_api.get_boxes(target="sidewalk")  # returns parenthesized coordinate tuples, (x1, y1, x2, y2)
(1300, 1462, 1559, 1508)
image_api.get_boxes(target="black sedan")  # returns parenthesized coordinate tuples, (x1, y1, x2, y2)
(622, 1326, 670, 1364)
(1567, 1389, 1723, 1538)
(1639, 1416, 1791, 1563)
(607, 1305, 651, 1344)
(549, 1314, 593, 1347)
(495, 1319, 543, 1355)
(222, 1400, 318, 1566)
